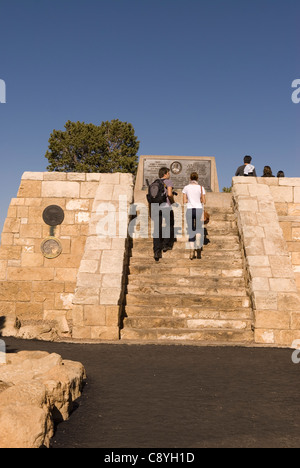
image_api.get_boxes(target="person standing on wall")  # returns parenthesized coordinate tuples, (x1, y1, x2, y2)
(182, 172, 206, 260)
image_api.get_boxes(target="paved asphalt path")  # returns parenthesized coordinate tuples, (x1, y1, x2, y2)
(3, 337, 300, 448)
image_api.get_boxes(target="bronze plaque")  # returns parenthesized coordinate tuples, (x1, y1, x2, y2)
(41, 237, 62, 259)
(43, 205, 65, 226)
(143, 158, 212, 191)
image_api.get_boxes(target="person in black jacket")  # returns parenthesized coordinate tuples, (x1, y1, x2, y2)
(235, 155, 257, 177)
(152, 167, 175, 262)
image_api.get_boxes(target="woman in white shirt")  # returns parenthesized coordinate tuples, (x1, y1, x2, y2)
(182, 172, 206, 260)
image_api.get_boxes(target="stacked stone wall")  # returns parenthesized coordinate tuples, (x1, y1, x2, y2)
(232, 177, 300, 347)
(0, 172, 134, 341)
(272, 179, 300, 291)
(71, 173, 134, 340)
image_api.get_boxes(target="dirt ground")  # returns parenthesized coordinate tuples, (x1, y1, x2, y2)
(3, 337, 300, 448)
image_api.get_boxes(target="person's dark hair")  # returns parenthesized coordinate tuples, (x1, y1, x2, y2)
(263, 166, 273, 177)
(244, 155, 252, 164)
(190, 172, 199, 181)
(159, 167, 170, 178)
(277, 171, 285, 178)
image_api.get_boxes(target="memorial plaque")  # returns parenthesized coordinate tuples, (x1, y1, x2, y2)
(40, 237, 62, 259)
(143, 158, 212, 192)
(43, 205, 65, 226)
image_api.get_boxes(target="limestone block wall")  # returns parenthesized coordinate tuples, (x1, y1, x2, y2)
(71, 173, 134, 340)
(0, 172, 134, 341)
(232, 177, 300, 347)
(272, 180, 300, 291)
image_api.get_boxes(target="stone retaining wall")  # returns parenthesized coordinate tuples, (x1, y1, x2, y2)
(0, 172, 134, 341)
(232, 177, 300, 347)
(273, 181, 300, 291)
(71, 173, 134, 340)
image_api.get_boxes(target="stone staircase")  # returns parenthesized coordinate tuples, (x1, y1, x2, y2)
(121, 195, 254, 344)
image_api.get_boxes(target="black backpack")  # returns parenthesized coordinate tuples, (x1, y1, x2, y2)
(146, 179, 167, 204)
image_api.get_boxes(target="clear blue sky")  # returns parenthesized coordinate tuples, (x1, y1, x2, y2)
(0, 0, 299, 230)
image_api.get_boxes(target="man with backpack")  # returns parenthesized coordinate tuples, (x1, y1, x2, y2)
(147, 167, 175, 262)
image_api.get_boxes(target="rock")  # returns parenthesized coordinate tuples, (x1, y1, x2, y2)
(0, 350, 86, 448)
(0, 405, 51, 449)
(2, 318, 59, 342)
(1, 316, 21, 338)
(16, 325, 58, 342)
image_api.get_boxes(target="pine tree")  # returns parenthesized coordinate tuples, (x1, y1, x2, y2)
(45, 119, 139, 174)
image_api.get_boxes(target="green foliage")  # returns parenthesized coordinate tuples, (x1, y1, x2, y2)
(222, 186, 232, 193)
(45, 119, 140, 174)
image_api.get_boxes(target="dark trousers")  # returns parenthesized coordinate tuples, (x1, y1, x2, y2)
(186, 208, 204, 244)
(152, 206, 175, 256)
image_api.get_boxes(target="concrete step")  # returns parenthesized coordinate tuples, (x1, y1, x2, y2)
(133, 233, 240, 246)
(128, 264, 244, 277)
(131, 216, 238, 238)
(126, 284, 248, 297)
(132, 224, 237, 233)
(131, 244, 241, 259)
(129, 250, 243, 263)
(125, 305, 253, 320)
(123, 315, 252, 330)
(200, 221, 237, 230)
(141, 210, 236, 221)
(129, 253, 243, 277)
(120, 327, 254, 344)
(126, 293, 250, 309)
(127, 276, 246, 290)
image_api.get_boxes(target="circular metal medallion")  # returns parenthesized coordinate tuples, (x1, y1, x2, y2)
(41, 237, 63, 259)
(170, 161, 182, 175)
(42, 205, 65, 226)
